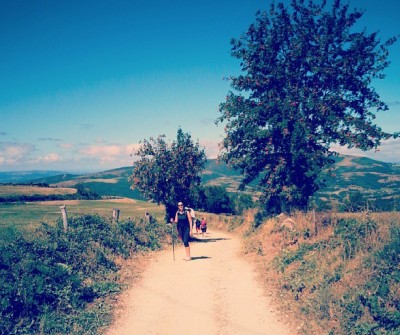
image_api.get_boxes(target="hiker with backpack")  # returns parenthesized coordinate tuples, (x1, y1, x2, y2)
(173, 201, 193, 261)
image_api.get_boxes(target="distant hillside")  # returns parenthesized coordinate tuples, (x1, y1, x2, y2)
(46, 166, 145, 200)
(0, 170, 70, 183)
(316, 156, 400, 209)
(201, 159, 244, 192)
(2, 156, 399, 207)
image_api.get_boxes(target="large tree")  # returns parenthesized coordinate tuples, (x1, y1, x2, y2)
(129, 128, 207, 221)
(217, 0, 398, 213)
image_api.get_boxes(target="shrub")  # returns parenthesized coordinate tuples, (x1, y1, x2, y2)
(0, 214, 167, 334)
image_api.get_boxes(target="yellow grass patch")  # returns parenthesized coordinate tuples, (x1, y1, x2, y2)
(0, 185, 77, 197)
(80, 178, 120, 184)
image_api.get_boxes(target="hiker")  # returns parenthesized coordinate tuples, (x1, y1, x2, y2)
(173, 202, 192, 261)
(200, 217, 207, 237)
(195, 218, 201, 235)
(186, 206, 196, 232)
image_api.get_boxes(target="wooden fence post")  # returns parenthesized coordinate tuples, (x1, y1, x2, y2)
(313, 208, 318, 236)
(112, 208, 120, 223)
(60, 205, 68, 233)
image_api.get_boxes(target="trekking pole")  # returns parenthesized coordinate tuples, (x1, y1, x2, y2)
(167, 220, 175, 261)
(171, 223, 175, 261)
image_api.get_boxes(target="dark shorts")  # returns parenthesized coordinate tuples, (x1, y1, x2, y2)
(177, 224, 190, 247)
(201, 227, 207, 233)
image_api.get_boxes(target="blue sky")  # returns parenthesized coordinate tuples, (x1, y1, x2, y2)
(1, 0, 399, 172)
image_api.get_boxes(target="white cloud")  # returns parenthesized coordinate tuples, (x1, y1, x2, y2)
(331, 138, 400, 163)
(59, 143, 74, 149)
(79, 144, 125, 157)
(31, 153, 62, 164)
(200, 139, 220, 159)
(77, 143, 141, 166)
(0, 142, 36, 166)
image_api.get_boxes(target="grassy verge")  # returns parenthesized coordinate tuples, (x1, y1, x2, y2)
(237, 210, 400, 334)
(0, 213, 169, 335)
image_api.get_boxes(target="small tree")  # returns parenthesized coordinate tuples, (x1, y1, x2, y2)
(202, 185, 235, 214)
(129, 128, 207, 221)
(341, 190, 367, 212)
(232, 193, 255, 215)
(217, 0, 398, 214)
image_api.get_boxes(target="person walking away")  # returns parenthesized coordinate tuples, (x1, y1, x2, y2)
(200, 217, 207, 237)
(174, 202, 192, 260)
(195, 218, 201, 235)
(186, 206, 196, 232)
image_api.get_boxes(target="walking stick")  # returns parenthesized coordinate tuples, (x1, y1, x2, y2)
(167, 220, 175, 261)
(171, 223, 175, 261)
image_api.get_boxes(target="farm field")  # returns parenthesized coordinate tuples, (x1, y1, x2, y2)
(0, 198, 165, 232)
(0, 185, 77, 197)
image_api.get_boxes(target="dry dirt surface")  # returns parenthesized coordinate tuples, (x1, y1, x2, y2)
(105, 228, 294, 335)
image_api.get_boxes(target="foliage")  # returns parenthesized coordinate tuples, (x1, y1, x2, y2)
(217, 0, 398, 214)
(339, 224, 400, 334)
(264, 213, 400, 334)
(130, 128, 207, 221)
(340, 190, 368, 212)
(199, 185, 235, 214)
(0, 214, 168, 334)
(232, 193, 255, 215)
(74, 183, 101, 200)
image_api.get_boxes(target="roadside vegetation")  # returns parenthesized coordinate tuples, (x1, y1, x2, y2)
(229, 209, 400, 334)
(0, 213, 169, 335)
(1, 1, 399, 333)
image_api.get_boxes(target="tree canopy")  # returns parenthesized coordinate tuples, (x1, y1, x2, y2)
(217, 0, 398, 214)
(129, 128, 207, 220)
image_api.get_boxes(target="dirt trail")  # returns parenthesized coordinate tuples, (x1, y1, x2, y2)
(105, 229, 293, 335)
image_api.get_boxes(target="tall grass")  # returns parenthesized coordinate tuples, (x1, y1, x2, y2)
(238, 210, 400, 334)
(0, 214, 169, 335)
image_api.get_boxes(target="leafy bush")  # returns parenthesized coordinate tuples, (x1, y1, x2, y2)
(200, 185, 235, 214)
(334, 218, 377, 260)
(0, 214, 167, 334)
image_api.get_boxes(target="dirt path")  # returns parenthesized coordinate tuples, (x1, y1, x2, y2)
(105, 229, 293, 335)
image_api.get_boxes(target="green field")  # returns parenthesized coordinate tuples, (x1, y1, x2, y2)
(0, 185, 77, 197)
(0, 199, 165, 231)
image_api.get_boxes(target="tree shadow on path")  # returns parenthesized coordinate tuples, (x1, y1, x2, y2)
(190, 256, 211, 261)
(191, 237, 231, 243)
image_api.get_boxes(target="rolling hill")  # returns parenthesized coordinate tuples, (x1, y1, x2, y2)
(1, 156, 399, 208)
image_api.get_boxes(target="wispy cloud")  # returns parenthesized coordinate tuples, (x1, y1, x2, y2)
(59, 143, 74, 149)
(331, 138, 400, 163)
(78, 143, 140, 166)
(31, 153, 63, 164)
(38, 137, 62, 141)
(80, 123, 94, 130)
(199, 139, 220, 159)
(0, 142, 36, 166)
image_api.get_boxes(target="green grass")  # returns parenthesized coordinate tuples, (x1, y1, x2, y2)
(0, 199, 165, 232)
